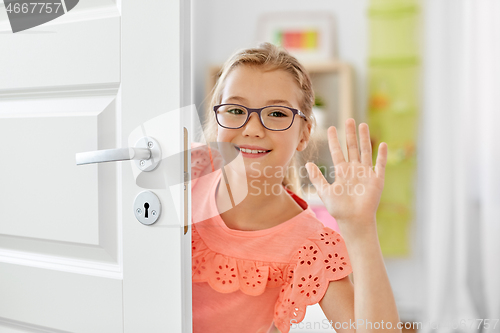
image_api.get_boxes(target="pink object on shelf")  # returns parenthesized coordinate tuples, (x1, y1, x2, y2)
(310, 205, 340, 233)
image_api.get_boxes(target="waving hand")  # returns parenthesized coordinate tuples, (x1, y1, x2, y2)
(306, 118, 388, 234)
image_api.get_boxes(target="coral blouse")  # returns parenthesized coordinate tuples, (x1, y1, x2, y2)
(191, 143, 352, 333)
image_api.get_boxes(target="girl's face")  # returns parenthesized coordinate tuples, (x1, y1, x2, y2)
(217, 64, 310, 180)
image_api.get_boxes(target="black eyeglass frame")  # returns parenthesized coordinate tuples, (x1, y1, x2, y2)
(213, 103, 307, 131)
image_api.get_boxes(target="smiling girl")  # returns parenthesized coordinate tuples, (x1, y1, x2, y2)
(190, 42, 400, 333)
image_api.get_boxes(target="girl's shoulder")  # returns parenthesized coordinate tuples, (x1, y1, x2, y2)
(191, 142, 224, 187)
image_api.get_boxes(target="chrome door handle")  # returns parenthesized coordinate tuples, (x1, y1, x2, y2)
(76, 147, 150, 164)
(76, 136, 162, 172)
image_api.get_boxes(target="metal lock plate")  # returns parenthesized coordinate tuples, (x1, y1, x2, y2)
(134, 136, 162, 172)
(133, 190, 161, 225)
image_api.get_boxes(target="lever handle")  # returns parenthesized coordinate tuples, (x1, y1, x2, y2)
(76, 147, 151, 165)
(75, 136, 162, 172)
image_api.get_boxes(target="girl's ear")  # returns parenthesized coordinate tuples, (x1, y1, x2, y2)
(296, 121, 312, 152)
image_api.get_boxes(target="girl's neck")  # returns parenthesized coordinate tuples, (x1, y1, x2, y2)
(215, 167, 304, 231)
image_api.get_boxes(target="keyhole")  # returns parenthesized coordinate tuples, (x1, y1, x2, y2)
(144, 202, 149, 218)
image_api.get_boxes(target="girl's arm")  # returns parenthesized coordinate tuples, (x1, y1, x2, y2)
(306, 119, 401, 332)
(318, 224, 400, 333)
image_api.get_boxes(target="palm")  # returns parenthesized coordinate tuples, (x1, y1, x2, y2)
(306, 119, 387, 229)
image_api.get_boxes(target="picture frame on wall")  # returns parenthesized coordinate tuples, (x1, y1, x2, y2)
(255, 11, 336, 63)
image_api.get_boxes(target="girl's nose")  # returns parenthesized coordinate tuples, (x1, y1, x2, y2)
(242, 113, 265, 137)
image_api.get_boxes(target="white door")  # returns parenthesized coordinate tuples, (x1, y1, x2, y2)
(0, 0, 192, 332)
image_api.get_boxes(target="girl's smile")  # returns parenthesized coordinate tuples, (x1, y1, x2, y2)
(235, 144, 272, 158)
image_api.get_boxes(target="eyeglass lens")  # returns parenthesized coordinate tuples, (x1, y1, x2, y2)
(216, 104, 295, 130)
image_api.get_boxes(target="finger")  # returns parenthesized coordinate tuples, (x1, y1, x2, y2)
(305, 162, 330, 197)
(375, 142, 387, 179)
(359, 123, 373, 167)
(345, 118, 360, 163)
(327, 126, 346, 166)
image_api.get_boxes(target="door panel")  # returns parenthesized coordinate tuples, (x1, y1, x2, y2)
(0, 13, 120, 90)
(0, 96, 117, 247)
(0, 263, 123, 332)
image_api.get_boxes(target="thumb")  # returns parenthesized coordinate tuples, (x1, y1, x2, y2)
(305, 162, 329, 196)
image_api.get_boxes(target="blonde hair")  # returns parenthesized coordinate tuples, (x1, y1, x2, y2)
(203, 42, 318, 195)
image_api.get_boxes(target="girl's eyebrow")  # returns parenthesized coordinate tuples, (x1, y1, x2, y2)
(226, 96, 293, 107)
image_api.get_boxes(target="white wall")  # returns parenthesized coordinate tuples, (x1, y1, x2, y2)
(192, 0, 423, 324)
(193, 0, 369, 124)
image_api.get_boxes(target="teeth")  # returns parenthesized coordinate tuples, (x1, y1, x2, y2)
(240, 148, 268, 154)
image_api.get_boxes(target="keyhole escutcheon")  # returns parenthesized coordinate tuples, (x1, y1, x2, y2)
(134, 190, 161, 226)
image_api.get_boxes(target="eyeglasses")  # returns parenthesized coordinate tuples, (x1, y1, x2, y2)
(213, 103, 307, 131)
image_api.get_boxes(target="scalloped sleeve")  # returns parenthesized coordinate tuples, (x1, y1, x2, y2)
(273, 227, 353, 333)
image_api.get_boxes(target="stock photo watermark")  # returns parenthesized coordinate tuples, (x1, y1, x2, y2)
(80, 104, 377, 226)
(290, 318, 500, 331)
(3, 0, 79, 33)
(246, 162, 377, 197)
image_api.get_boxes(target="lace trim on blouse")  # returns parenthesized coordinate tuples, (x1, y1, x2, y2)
(191, 223, 352, 333)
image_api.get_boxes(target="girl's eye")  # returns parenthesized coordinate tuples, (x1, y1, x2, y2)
(264, 107, 291, 118)
(269, 111, 287, 117)
(228, 108, 245, 115)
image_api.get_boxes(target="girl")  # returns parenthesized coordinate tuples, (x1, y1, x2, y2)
(190, 42, 400, 333)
